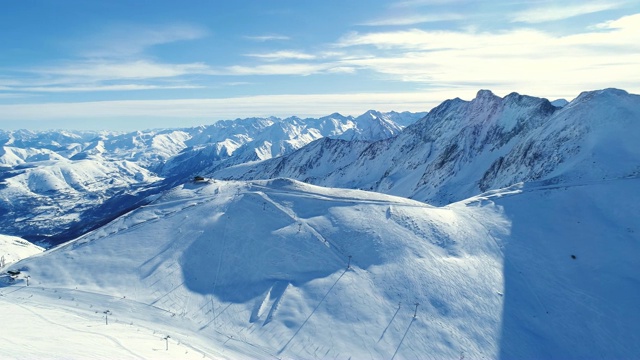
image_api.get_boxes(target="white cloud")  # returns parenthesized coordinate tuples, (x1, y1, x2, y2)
(224, 63, 340, 76)
(5, 24, 212, 93)
(223, 82, 253, 86)
(244, 35, 291, 42)
(337, 28, 551, 51)
(591, 12, 640, 29)
(360, 13, 463, 26)
(3, 60, 210, 94)
(245, 51, 316, 60)
(391, 0, 465, 8)
(511, 1, 625, 23)
(0, 93, 29, 99)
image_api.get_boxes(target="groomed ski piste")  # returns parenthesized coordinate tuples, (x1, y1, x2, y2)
(2, 177, 639, 359)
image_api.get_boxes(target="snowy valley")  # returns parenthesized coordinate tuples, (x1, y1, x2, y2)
(1, 89, 639, 359)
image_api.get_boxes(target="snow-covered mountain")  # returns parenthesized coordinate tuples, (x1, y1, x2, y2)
(3, 179, 505, 358)
(2, 177, 638, 359)
(0, 154, 162, 244)
(156, 111, 423, 185)
(1, 111, 422, 246)
(217, 89, 640, 205)
(0, 234, 44, 268)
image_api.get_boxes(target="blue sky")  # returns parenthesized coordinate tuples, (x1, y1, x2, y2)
(0, 0, 638, 130)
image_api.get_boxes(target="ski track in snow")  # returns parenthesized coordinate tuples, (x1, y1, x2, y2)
(1, 297, 146, 360)
(251, 190, 348, 262)
(0, 285, 222, 360)
(278, 269, 348, 356)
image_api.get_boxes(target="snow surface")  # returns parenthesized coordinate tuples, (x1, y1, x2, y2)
(3, 176, 638, 359)
(464, 177, 640, 359)
(2, 179, 508, 359)
(0, 234, 44, 267)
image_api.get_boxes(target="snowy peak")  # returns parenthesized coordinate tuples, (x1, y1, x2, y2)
(550, 99, 569, 107)
(1, 88, 639, 359)
(357, 109, 382, 120)
(492, 87, 640, 185)
(573, 87, 630, 102)
(475, 89, 501, 102)
(337, 110, 404, 141)
(221, 88, 638, 205)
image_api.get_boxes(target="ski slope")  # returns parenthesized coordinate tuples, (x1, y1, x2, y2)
(2, 177, 638, 359)
(1, 179, 508, 359)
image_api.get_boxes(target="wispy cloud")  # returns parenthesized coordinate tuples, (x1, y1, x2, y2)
(245, 50, 316, 60)
(590, 11, 636, 30)
(360, 13, 464, 26)
(244, 35, 291, 42)
(0, 93, 30, 99)
(0, 92, 443, 123)
(391, 0, 466, 8)
(80, 23, 208, 58)
(7, 84, 203, 93)
(35, 60, 211, 80)
(0, 24, 212, 95)
(511, 1, 625, 23)
(224, 63, 348, 76)
(223, 81, 253, 86)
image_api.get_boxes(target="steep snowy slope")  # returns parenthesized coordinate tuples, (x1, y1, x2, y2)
(218, 89, 640, 206)
(481, 88, 640, 189)
(3, 179, 508, 359)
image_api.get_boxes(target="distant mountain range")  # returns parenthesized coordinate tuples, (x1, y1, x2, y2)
(0, 110, 425, 245)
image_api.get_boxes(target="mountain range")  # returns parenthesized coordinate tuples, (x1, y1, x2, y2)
(217, 89, 640, 205)
(1, 110, 424, 246)
(1, 88, 639, 359)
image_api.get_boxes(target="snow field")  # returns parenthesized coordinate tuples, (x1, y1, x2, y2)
(5, 175, 638, 359)
(5, 179, 508, 359)
(0, 286, 243, 359)
(0, 234, 44, 268)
